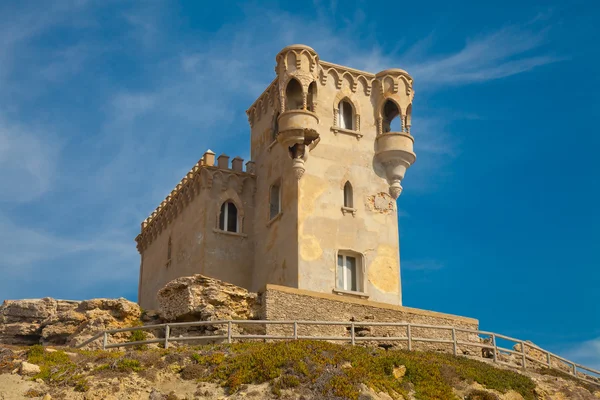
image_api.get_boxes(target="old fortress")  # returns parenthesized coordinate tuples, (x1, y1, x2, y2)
(136, 44, 418, 311)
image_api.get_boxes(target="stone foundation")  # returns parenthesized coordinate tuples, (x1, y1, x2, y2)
(261, 285, 481, 354)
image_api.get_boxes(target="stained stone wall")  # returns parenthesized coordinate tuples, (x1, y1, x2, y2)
(261, 284, 481, 354)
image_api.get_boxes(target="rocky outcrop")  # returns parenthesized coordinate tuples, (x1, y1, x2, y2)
(0, 298, 141, 347)
(157, 275, 260, 322)
(156, 275, 263, 343)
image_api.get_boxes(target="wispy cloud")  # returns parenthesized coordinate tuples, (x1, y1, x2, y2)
(561, 337, 600, 371)
(0, 116, 60, 203)
(403, 260, 445, 272)
(406, 26, 563, 86)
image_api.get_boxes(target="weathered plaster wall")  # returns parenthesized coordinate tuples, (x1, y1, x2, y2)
(294, 64, 406, 305)
(249, 98, 299, 292)
(139, 167, 255, 310)
(263, 285, 480, 353)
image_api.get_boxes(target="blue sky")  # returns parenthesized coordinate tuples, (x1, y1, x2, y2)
(0, 0, 598, 369)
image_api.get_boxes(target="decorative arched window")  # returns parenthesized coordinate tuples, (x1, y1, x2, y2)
(219, 201, 238, 232)
(382, 100, 402, 133)
(343, 181, 353, 208)
(307, 81, 317, 112)
(338, 100, 353, 130)
(285, 78, 303, 111)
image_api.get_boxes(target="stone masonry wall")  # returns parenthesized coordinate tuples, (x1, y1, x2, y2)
(262, 285, 481, 355)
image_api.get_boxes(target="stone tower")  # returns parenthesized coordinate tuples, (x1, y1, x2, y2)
(136, 44, 415, 309)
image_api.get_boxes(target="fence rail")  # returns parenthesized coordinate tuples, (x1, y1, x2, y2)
(75, 319, 600, 386)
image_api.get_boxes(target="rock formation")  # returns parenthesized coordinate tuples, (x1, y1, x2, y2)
(157, 274, 260, 322)
(0, 297, 141, 348)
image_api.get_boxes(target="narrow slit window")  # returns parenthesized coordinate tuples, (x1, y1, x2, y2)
(343, 181, 353, 208)
(167, 237, 172, 261)
(270, 182, 281, 220)
(219, 201, 238, 232)
(338, 100, 353, 130)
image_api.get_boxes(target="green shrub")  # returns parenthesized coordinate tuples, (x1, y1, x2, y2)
(465, 389, 500, 400)
(27, 345, 89, 392)
(116, 358, 143, 372)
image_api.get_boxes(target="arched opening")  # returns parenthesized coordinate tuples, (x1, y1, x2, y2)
(219, 201, 238, 232)
(382, 100, 402, 133)
(338, 99, 354, 130)
(307, 81, 317, 112)
(285, 78, 303, 111)
(271, 111, 279, 141)
(343, 181, 353, 208)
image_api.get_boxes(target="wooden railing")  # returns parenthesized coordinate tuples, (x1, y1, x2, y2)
(75, 320, 600, 386)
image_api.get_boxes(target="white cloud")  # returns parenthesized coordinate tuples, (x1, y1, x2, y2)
(562, 337, 600, 372)
(403, 259, 445, 271)
(0, 117, 60, 202)
(405, 26, 563, 87)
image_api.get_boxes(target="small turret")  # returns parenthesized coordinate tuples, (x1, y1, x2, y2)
(373, 69, 416, 198)
(274, 45, 322, 179)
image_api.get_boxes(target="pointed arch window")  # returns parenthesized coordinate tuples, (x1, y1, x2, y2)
(219, 201, 238, 233)
(338, 100, 353, 130)
(382, 100, 402, 133)
(307, 81, 317, 112)
(285, 78, 303, 111)
(343, 181, 353, 208)
(341, 181, 357, 216)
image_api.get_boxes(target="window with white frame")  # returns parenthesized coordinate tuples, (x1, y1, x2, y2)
(338, 100, 353, 130)
(336, 251, 362, 292)
(269, 182, 281, 220)
(219, 201, 238, 232)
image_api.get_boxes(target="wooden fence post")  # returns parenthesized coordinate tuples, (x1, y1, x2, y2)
(227, 321, 232, 344)
(452, 328, 457, 356)
(293, 322, 298, 340)
(407, 324, 412, 351)
(351, 322, 355, 346)
(491, 334, 497, 363)
(164, 325, 170, 349)
(521, 341, 527, 369)
(102, 332, 108, 350)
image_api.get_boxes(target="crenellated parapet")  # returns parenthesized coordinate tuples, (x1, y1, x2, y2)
(135, 150, 256, 253)
(246, 78, 279, 128)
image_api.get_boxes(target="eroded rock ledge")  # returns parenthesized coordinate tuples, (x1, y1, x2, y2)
(0, 297, 141, 347)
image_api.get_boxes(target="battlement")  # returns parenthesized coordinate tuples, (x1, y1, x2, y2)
(135, 150, 255, 252)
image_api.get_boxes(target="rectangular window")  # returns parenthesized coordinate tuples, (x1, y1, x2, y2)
(270, 183, 281, 220)
(337, 252, 361, 292)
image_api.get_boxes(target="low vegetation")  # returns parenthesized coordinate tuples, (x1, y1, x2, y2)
(9, 341, 544, 399)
